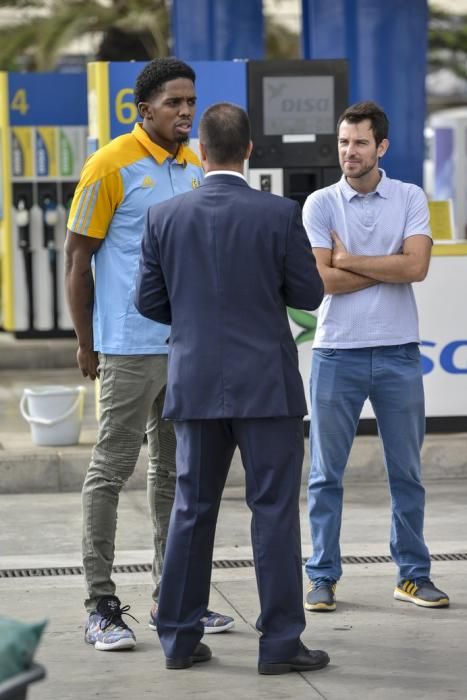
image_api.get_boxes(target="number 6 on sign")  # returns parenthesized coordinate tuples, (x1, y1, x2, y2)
(10, 88, 30, 116)
(115, 88, 138, 124)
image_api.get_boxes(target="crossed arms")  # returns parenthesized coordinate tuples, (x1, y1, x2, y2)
(315, 231, 432, 295)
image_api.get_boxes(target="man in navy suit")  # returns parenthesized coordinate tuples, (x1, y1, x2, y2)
(135, 103, 327, 674)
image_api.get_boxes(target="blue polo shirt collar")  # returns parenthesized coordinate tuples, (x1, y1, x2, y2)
(339, 168, 390, 201)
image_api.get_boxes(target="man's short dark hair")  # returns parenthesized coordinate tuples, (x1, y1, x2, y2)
(199, 103, 251, 165)
(337, 101, 389, 146)
(134, 57, 196, 106)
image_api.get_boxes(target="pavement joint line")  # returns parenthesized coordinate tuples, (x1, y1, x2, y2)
(300, 672, 329, 698)
(211, 580, 257, 636)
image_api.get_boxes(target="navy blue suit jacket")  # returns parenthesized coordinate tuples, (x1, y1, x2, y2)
(135, 173, 324, 420)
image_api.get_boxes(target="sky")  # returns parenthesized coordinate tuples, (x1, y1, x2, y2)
(264, 1, 467, 33)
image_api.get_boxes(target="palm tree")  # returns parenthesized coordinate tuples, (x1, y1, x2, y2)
(0, 0, 304, 72)
(0, 0, 170, 71)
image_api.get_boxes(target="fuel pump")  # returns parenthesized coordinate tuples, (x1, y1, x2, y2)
(0, 71, 87, 336)
(13, 189, 34, 331)
(56, 182, 77, 329)
(247, 60, 348, 203)
(23, 184, 50, 331)
(40, 190, 59, 330)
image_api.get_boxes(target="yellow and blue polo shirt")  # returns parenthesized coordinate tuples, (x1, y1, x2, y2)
(68, 123, 203, 354)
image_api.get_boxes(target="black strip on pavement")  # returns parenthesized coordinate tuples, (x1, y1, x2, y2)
(0, 552, 466, 578)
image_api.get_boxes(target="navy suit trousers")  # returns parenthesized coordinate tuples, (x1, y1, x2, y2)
(156, 416, 306, 663)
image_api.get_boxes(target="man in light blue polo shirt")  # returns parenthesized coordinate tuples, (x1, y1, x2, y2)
(65, 58, 234, 651)
(303, 101, 449, 612)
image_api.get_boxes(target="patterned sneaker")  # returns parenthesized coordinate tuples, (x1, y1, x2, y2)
(85, 595, 137, 651)
(305, 579, 337, 612)
(201, 609, 235, 634)
(394, 578, 449, 608)
(148, 602, 158, 631)
(149, 604, 234, 634)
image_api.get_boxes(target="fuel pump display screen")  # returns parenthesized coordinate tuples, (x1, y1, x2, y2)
(263, 76, 334, 136)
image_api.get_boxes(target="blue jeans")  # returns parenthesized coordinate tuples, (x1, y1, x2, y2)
(305, 344, 431, 584)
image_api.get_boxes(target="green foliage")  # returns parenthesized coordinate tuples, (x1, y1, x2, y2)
(0, 0, 302, 71)
(428, 4, 467, 81)
(2, 1, 466, 76)
(0, 0, 170, 71)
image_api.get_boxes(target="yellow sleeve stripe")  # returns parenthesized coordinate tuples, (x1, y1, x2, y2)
(81, 181, 102, 235)
(70, 181, 102, 236)
(69, 186, 89, 233)
(68, 167, 123, 239)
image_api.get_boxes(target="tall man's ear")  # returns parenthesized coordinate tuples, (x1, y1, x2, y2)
(245, 140, 253, 160)
(377, 138, 389, 159)
(138, 102, 149, 119)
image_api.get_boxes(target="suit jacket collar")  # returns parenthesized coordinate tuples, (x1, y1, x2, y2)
(201, 173, 250, 188)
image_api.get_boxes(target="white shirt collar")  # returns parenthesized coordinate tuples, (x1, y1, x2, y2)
(204, 170, 247, 182)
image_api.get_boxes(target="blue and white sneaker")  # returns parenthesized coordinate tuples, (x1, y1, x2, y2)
(148, 603, 234, 634)
(85, 595, 137, 651)
(201, 609, 235, 634)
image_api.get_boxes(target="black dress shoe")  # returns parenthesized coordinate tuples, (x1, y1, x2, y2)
(166, 642, 212, 670)
(258, 643, 330, 675)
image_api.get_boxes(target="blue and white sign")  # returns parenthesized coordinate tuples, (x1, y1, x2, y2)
(8, 73, 87, 126)
(108, 61, 247, 140)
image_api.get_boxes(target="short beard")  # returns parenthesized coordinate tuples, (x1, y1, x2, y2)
(175, 134, 189, 146)
(344, 159, 377, 180)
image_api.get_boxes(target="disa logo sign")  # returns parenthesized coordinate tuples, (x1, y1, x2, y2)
(288, 310, 467, 376)
(420, 340, 467, 375)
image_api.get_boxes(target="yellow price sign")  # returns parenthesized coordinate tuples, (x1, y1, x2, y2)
(10, 88, 30, 116)
(428, 200, 454, 241)
(115, 88, 138, 124)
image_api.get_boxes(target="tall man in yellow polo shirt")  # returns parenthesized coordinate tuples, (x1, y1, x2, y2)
(64, 58, 234, 651)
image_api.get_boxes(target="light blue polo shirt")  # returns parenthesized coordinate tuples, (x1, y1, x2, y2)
(302, 170, 432, 349)
(68, 124, 204, 354)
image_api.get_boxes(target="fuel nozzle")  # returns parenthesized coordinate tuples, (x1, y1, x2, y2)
(41, 194, 58, 249)
(16, 198, 30, 249)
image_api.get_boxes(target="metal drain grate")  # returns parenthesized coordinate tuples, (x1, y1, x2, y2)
(342, 555, 392, 564)
(0, 552, 466, 578)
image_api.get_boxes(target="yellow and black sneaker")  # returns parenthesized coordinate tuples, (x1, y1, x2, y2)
(394, 578, 449, 608)
(305, 579, 337, 612)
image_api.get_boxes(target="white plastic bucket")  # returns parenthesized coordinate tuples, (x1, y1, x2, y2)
(20, 385, 86, 446)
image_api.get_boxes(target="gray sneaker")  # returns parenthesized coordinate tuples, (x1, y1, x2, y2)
(149, 602, 235, 633)
(394, 578, 449, 608)
(305, 580, 337, 612)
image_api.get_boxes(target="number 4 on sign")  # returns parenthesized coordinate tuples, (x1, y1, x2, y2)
(11, 89, 29, 116)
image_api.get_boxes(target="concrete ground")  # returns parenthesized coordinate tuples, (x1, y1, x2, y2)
(1, 337, 467, 698)
(1, 481, 467, 700)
